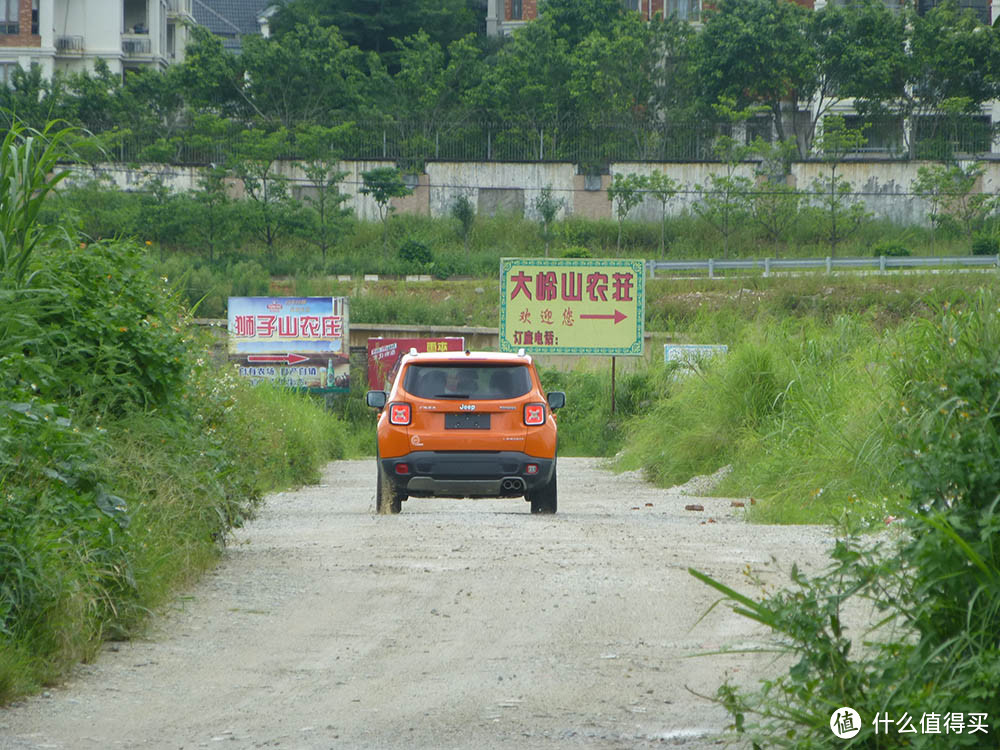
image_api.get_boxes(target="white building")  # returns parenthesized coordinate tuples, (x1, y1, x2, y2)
(0, 0, 273, 85)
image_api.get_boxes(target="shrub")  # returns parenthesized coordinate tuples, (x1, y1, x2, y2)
(971, 232, 999, 256)
(871, 239, 910, 257)
(398, 238, 433, 267)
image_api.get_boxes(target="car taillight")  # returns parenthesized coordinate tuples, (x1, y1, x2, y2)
(395, 463, 411, 475)
(525, 463, 539, 475)
(389, 402, 411, 425)
(524, 403, 545, 426)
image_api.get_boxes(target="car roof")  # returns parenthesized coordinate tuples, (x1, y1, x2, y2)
(400, 350, 533, 366)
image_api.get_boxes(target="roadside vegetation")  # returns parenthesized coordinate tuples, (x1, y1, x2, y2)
(691, 292, 1000, 748)
(0, 123, 345, 701)
(41, 183, 998, 321)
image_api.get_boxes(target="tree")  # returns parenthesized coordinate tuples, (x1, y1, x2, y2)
(175, 25, 244, 117)
(807, 0, 907, 153)
(228, 128, 300, 257)
(607, 173, 648, 252)
(241, 24, 368, 128)
(359, 167, 413, 251)
(471, 20, 574, 157)
(539, 0, 627, 48)
(296, 124, 353, 263)
(748, 138, 800, 255)
(692, 99, 762, 257)
(902, 2, 1000, 157)
(646, 171, 679, 257)
(189, 164, 240, 265)
(810, 116, 869, 256)
(387, 31, 483, 169)
(567, 14, 667, 161)
(450, 193, 475, 257)
(693, 0, 818, 156)
(137, 175, 187, 260)
(532, 186, 565, 257)
(912, 161, 999, 240)
(269, 0, 480, 72)
(0, 64, 69, 131)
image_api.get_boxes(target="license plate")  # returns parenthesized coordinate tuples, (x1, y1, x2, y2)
(445, 413, 491, 430)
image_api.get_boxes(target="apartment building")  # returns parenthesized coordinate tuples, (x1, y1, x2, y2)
(0, 0, 273, 86)
(0, 0, 195, 82)
(486, 0, 996, 36)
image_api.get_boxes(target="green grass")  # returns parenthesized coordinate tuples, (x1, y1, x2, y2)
(616, 311, 917, 526)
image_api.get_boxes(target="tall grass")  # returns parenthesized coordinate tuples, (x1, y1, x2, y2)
(617, 311, 908, 524)
(0, 120, 347, 702)
(695, 290, 1000, 748)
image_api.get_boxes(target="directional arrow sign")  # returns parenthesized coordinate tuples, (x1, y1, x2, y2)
(500, 258, 644, 356)
(247, 353, 310, 365)
(580, 310, 627, 324)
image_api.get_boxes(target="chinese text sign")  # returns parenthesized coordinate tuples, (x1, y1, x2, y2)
(499, 258, 645, 355)
(228, 296, 350, 393)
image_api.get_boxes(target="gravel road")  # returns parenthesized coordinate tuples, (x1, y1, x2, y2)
(0, 458, 838, 750)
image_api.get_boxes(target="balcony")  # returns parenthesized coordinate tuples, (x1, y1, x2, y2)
(55, 35, 85, 54)
(122, 35, 152, 57)
(168, 0, 192, 16)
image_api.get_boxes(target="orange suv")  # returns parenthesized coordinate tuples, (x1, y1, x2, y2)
(365, 350, 566, 514)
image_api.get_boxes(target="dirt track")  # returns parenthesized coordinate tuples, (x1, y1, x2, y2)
(0, 458, 838, 749)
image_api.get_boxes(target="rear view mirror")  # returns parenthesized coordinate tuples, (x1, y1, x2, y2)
(546, 391, 566, 411)
(366, 390, 387, 409)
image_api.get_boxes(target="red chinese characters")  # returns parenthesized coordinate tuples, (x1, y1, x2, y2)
(234, 315, 342, 339)
(508, 270, 635, 303)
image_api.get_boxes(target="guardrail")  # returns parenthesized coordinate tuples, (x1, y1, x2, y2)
(646, 255, 1000, 279)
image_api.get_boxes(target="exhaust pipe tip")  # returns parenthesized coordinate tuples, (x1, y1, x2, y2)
(501, 477, 525, 492)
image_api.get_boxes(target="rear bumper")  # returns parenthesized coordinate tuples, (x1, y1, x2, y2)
(380, 451, 555, 498)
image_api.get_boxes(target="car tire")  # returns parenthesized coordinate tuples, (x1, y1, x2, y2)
(376, 461, 403, 515)
(528, 469, 557, 515)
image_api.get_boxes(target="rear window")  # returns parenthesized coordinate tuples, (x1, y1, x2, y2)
(403, 364, 532, 400)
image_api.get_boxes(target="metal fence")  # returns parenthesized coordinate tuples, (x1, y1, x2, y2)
(99, 116, 1000, 167)
(646, 254, 1000, 279)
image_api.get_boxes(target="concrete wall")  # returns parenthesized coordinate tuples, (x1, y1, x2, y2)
(196, 320, 669, 374)
(73, 158, 1000, 228)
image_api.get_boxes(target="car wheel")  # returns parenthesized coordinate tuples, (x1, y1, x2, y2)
(528, 469, 557, 515)
(376, 462, 403, 515)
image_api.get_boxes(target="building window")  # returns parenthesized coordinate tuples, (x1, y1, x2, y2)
(32, 0, 38, 34)
(622, 0, 639, 11)
(918, 0, 990, 24)
(510, 0, 522, 20)
(0, 0, 19, 34)
(665, 0, 700, 22)
(0, 62, 17, 85)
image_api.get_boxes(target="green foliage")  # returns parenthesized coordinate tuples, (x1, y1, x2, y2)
(912, 161, 998, 239)
(0, 121, 345, 701)
(536, 365, 656, 457)
(872, 239, 910, 257)
(270, 0, 480, 73)
(360, 167, 413, 252)
(811, 116, 870, 255)
(228, 128, 304, 255)
(695, 0, 817, 153)
(693, 293, 1000, 747)
(618, 312, 903, 525)
(607, 173, 648, 251)
(533, 185, 565, 257)
(0, 120, 74, 287)
(971, 233, 1000, 256)
(450, 193, 475, 256)
(646, 170, 680, 257)
(398, 238, 433, 267)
